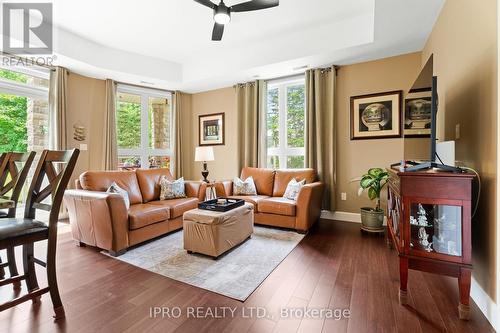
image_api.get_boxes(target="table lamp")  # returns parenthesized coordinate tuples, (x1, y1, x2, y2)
(195, 146, 214, 182)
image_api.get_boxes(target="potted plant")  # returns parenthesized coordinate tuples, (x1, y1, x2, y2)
(357, 167, 389, 232)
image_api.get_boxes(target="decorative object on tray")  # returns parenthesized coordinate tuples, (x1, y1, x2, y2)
(195, 146, 215, 182)
(404, 88, 432, 137)
(199, 112, 225, 146)
(233, 176, 257, 195)
(283, 178, 305, 200)
(353, 167, 389, 233)
(350, 90, 402, 140)
(198, 198, 245, 212)
(159, 176, 186, 200)
(106, 182, 130, 209)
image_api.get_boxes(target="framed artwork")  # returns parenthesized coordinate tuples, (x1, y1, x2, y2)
(404, 88, 432, 137)
(199, 112, 225, 146)
(350, 90, 402, 140)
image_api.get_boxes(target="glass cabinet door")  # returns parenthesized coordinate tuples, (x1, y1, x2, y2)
(387, 186, 401, 247)
(408, 202, 462, 257)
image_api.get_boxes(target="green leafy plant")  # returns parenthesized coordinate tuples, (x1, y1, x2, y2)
(357, 168, 389, 211)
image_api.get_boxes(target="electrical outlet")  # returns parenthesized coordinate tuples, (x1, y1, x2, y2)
(79, 143, 88, 151)
(455, 124, 461, 139)
(341, 192, 347, 201)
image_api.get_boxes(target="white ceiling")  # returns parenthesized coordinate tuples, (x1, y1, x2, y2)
(45, 0, 445, 92)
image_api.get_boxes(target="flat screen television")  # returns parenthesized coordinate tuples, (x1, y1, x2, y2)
(402, 55, 461, 172)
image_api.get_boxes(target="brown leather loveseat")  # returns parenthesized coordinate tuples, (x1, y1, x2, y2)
(216, 167, 324, 233)
(64, 168, 205, 256)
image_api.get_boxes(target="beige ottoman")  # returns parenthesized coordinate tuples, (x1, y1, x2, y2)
(183, 203, 254, 258)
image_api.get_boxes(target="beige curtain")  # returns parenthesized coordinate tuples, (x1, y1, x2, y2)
(305, 66, 336, 210)
(236, 80, 265, 170)
(103, 79, 118, 170)
(173, 91, 184, 178)
(48, 67, 68, 150)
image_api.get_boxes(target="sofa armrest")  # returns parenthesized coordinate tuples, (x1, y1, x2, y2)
(295, 182, 324, 232)
(63, 189, 129, 252)
(184, 180, 205, 201)
(214, 180, 233, 197)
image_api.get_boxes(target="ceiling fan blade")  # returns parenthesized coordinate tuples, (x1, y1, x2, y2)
(212, 23, 224, 41)
(231, 0, 279, 12)
(193, 0, 216, 9)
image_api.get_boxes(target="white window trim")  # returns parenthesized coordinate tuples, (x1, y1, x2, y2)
(266, 76, 306, 169)
(117, 84, 174, 171)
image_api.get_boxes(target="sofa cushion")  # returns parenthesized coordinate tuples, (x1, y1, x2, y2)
(258, 197, 297, 216)
(273, 169, 316, 197)
(240, 167, 275, 196)
(148, 197, 198, 219)
(227, 195, 270, 211)
(128, 203, 170, 230)
(136, 168, 174, 203)
(80, 171, 143, 205)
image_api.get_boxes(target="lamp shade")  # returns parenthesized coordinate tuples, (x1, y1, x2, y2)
(195, 146, 214, 162)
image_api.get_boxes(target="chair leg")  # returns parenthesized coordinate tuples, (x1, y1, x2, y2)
(46, 240, 65, 320)
(23, 243, 40, 303)
(7, 247, 20, 290)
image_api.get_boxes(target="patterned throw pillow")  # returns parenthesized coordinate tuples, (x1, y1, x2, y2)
(283, 178, 306, 201)
(159, 176, 186, 200)
(233, 176, 257, 195)
(107, 182, 130, 209)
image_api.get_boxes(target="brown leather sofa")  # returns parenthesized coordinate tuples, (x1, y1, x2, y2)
(215, 167, 324, 233)
(64, 168, 205, 256)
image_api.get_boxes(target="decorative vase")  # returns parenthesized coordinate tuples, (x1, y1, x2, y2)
(360, 207, 385, 233)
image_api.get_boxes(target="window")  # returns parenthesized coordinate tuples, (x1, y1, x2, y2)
(266, 77, 305, 169)
(116, 85, 173, 171)
(0, 62, 50, 204)
(0, 64, 50, 153)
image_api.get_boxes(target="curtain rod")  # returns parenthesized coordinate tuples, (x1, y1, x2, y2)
(262, 65, 340, 83)
(115, 80, 175, 94)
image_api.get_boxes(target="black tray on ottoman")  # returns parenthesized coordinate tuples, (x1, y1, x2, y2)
(198, 198, 245, 212)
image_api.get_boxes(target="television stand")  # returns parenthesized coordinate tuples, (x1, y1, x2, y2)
(404, 161, 463, 173)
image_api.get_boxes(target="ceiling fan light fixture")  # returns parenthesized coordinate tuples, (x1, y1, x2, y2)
(214, 4, 231, 24)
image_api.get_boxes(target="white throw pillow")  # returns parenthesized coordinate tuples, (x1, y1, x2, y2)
(159, 176, 186, 200)
(107, 182, 130, 209)
(283, 178, 306, 201)
(233, 176, 257, 195)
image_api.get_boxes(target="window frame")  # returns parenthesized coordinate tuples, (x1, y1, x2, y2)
(0, 64, 49, 99)
(266, 76, 306, 169)
(116, 84, 174, 171)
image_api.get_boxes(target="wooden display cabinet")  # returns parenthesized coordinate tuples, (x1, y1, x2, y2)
(386, 167, 475, 320)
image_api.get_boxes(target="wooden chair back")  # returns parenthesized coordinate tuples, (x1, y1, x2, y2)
(24, 150, 79, 229)
(0, 152, 36, 211)
(0, 152, 11, 191)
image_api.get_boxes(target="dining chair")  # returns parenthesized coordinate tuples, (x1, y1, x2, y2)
(0, 149, 79, 320)
(0, 152, 36, 284)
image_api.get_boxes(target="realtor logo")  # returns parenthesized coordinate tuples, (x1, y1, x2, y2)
(2, 3, 53, 54)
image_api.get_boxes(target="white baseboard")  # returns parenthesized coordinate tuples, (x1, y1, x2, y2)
(471, 277, 499, 331)
(321, 210, 387, 225)
(322, 210, 499, 331)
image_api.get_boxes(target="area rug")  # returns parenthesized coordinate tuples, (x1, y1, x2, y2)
(105, 226, 304, 301)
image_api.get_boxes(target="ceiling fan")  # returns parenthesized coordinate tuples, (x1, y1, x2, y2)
(194, 0, 279, 41)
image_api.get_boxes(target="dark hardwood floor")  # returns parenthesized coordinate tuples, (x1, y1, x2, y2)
(0, 220, 495, 333)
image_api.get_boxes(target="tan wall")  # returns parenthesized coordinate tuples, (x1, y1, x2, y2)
(66, 72, 106, 186)
(422, 0, 497, 300)
(335, 52, 422, 212)
(186, 87, 239, 182)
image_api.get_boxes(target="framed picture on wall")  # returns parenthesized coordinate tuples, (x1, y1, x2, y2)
(199, 112, 225, 146)
(404, 88, 432, 137)
(350, 90, 402, 140)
